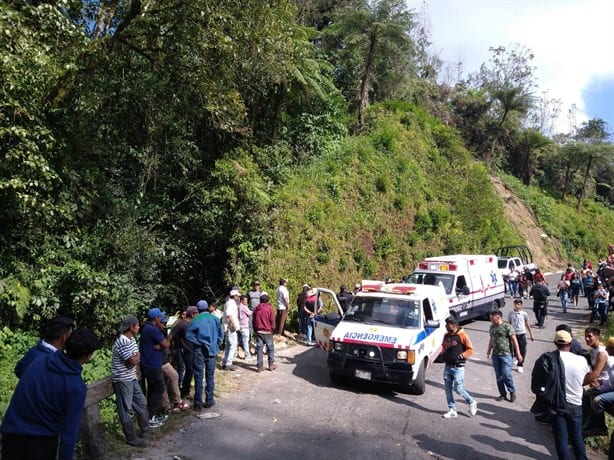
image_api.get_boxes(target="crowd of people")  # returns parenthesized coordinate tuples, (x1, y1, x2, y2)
(443, 254, 614, 460)
(3, 252, 614, 459)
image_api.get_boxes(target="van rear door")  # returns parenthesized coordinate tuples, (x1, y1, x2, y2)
(313, 288, 344, 351)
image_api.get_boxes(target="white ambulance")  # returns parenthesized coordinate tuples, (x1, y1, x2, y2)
(406, 254, 505, 322)
(313, 281, 449, 394)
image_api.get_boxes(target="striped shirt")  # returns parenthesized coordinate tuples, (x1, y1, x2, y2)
(111, 334, 138, 382)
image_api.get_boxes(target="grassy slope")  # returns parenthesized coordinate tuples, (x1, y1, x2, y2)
(261, 102, 519, 291)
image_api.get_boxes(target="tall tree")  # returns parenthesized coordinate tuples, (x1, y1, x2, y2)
(321, 0, 415, 127)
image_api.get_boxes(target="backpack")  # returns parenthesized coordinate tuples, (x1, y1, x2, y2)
(531, 350, 566, 411)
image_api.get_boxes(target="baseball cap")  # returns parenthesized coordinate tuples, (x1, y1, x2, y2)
(147, 307, 166, 319)
(554, 330, 572, 345)
(229, 289, 240, 297)
(119, 315, 139, 333)
(196, 300, 209, 312)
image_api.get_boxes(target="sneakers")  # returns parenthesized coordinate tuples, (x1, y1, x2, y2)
(517, 366, 524, 374)
(469, 401, 478, 416)
(442, 409, 458, 419)
(509, 392, 516, 403)
(495, 394, 507, 402)
(223, 364, 237, 371)
(149, 415, 166, 428)
(257, 367, 265, 373)
(269, 363, 277, 371)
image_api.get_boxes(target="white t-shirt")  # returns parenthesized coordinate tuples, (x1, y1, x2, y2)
(223, 298, 239, 332)
(559, 350, 590, 406)
(507, 310, 529, 335)
(591, 345, 610, 382)
(276, 285, 289, 311)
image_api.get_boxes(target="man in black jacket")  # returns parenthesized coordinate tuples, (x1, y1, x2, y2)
(537, 330, 591, 460)
(530, 279, 550, 328)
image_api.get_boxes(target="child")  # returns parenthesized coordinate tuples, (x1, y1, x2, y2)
(507, 299, 534, 373)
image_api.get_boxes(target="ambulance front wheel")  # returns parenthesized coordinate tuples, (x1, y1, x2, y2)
(411, 360, 426, 395)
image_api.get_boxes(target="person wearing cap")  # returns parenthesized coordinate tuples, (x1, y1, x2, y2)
(583, 337, 614, 437)
(353, 283, 361, 295)
(170, 306, 199, 399)
(248, 281, 262, 310)
(222, 289, 241, 371)
(186, 299, 223, 410)
(111, 315, 150, 447)
(438, 316, 477, 418)
(275, 278, 290, 336)
(547, 329, 591, 459)
(304, 289, 323, 346)
(252, 293, 277, 372)
(1, 328, 101, 460)
(14, 315, 75, 379)
(140, 307, 171, 427)
(529, 278, 550, 329)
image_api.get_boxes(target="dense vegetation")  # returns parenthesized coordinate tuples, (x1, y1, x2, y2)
(1, 0, 613, 350)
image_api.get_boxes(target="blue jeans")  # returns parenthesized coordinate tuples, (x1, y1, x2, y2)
(491, 354, 515, 396)
(238, 328, 251, 358)
(112, 379, 149, 435)
(550, 403, 586, 460)
(559, 290, 569, 312)
(305, 316, 315, 343)
(443, 365, 474, 409)
(255, 332, 275, 369)
(223, 330, 238, 366)
(192, 346, 216, 407)
(508, 279, 518, 297)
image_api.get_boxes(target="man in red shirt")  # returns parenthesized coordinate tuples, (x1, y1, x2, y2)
(252, 293, 277, 372)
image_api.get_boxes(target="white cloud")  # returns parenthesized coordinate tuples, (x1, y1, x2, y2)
(411, 0, 614, 133)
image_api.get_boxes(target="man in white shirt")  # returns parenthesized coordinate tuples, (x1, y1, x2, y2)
(275, 278, 290, 336)
(222, 289, 240, 371)
(551, 330, 590, 460)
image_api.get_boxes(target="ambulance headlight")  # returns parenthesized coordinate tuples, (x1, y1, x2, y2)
(333, 342, 343, 352)
(397, 350, 415, 364)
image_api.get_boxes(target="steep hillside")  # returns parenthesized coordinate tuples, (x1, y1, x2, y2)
(251, 103, 520, 291)
(490, 176, 565, 272)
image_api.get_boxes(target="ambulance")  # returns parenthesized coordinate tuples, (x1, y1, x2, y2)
(312, 281, 449, 394)
(406, 254, 505, 322)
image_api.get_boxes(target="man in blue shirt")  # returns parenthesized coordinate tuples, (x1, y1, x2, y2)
(14, 315, 75, 378)
(187, 300, 223, 410)
(140, 307, 171, 427)
(1, 327, 100, 460)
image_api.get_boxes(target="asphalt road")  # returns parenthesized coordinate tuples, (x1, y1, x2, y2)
(125, 272, 607, 460)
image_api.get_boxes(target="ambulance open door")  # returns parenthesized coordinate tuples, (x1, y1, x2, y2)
(313, 288, 345, 351)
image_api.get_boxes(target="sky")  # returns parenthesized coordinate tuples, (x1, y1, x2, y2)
(408, 0, 614, 137)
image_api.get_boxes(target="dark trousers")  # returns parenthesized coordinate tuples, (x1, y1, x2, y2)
(141, 366, 165, 418)
(275, 309, 288, 335)
(516, 333, 527, 367)
(192, 346, 216, 408)
(2, 433, 58, 460)
(179, 350, 194, 398)
(533, 304, 546, 327)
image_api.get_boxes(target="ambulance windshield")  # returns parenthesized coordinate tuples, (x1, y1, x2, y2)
(407, 272, 454, 295)
(344, 297, 420, 328)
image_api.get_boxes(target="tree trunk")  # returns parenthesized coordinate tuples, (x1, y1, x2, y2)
(358, 31, 377, 128)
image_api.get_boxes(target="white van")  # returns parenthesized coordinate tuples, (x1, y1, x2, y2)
(313, 281, 449, 394)
(407, 254, 505, 321)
